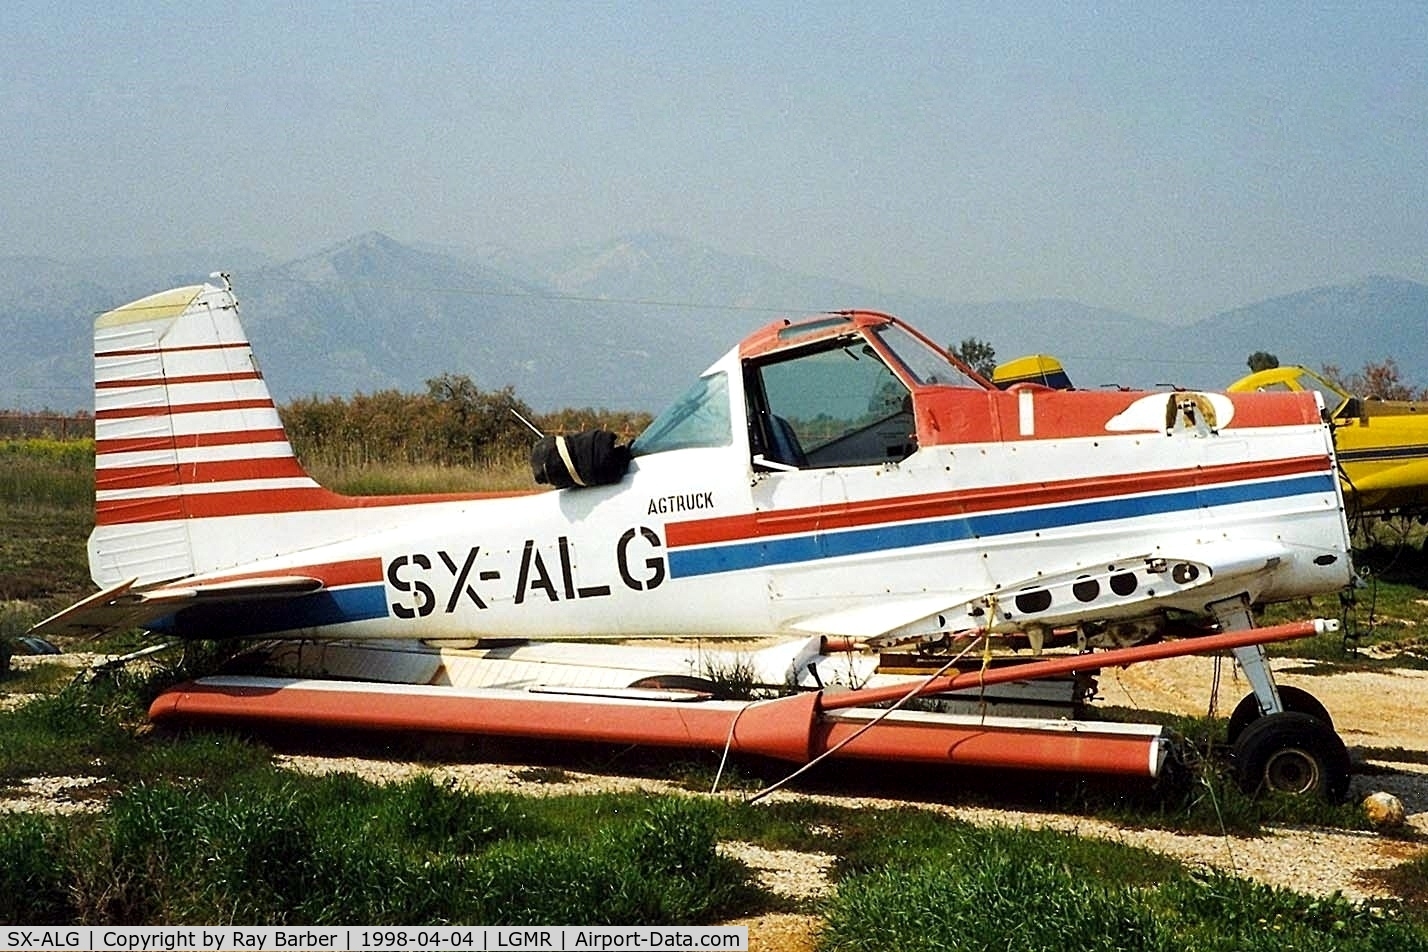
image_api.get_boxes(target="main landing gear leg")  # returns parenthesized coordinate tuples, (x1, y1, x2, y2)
(1210, 594, 1350, 800)
(1211, 594, 1283, 717)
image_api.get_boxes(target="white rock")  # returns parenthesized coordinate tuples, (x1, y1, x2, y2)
(1363, 791, 1406, 828)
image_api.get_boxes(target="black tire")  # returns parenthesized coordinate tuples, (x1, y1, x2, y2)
(1226, 685, 1334, 744)
(1231, 711, 1351, 801)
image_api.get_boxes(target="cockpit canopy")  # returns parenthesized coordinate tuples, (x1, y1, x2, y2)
(633, 311, 989, 468)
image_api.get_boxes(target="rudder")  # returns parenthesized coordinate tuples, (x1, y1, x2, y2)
(90, 274, 324, 587)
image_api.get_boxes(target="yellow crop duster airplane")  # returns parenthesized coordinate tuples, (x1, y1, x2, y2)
(35, 275, 1360, 798)
(1230, 365, 1428, 515)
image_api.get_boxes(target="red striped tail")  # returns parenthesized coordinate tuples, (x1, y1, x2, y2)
(90, 274, 335, 586)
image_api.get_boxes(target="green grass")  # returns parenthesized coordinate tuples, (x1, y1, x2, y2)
(1, 684, 1425, 939)
(816, 814, 1423, 952)
(0, 688, 139, 782)
(822, 861, 1422, 951)
(0, 668, 273, 787)
(0, 814, 74, 925)
(0, 658, 77, 694)
(0, 438, 94, 630)
(0, 501, 91, 604)
(1380, 854, 1428, 918)
(1261, 585, 1428, 669)
(1, 774, 759, 926)
(0, 438, 93, 507)
(1248, 534, 1428, 667)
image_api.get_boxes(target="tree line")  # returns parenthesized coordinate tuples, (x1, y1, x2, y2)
(0, 382, 652, 469)
(280, 373, 653, 469)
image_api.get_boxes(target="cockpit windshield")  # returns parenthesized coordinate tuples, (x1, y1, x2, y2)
(630, 371, 732, 456)
(872, 323, 988, 389)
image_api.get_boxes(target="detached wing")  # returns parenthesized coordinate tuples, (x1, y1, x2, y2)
(30, 575, 324, 640)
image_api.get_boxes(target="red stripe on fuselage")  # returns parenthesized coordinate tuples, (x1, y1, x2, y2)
(666, 455, 1333, 547)
(192, 557, 384, 589)
(96, 485, 544, 525)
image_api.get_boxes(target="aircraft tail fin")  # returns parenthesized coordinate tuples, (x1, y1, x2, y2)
(90, 274, 336, 588)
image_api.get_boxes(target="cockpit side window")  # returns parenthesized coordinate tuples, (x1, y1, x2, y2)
(631, 371, 732, 457)
(872, 323, 988, 389)
(748, 337, 916, 469)
(1297, 372, 1352, 410)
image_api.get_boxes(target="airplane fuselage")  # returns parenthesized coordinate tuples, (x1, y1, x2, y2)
(134, 349, 1351, 644)
(66, 283, 1352, 649)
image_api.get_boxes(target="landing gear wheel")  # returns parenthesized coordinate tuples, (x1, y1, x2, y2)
(1226, 685, 1333, 744)
(1231, 711, 1350, 801)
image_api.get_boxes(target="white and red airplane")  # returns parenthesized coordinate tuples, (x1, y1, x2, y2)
(35, 274, 1358, 797)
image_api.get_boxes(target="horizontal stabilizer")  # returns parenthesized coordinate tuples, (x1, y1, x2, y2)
(30, 575, 324, 640)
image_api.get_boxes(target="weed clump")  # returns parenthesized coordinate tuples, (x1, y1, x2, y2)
(5, 776, 757, 926)
(0, 814, 75, 924)
(819, 814, 1423, 951)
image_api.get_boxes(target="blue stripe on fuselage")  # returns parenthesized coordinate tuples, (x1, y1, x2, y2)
(667, 473, 1335, 579)
(151, 584, 390, 638)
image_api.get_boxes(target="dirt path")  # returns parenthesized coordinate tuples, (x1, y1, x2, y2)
(1098, 653, 1428, 752)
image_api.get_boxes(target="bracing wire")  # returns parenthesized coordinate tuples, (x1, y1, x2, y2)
(743, 633, 986, 805)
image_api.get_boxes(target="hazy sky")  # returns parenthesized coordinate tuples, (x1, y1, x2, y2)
(4, 2, 1425, 320)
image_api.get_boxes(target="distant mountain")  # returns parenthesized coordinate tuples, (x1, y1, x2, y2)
(234, 232, 748, 411)
(1191, 276, 1428, 384)
(0, 248, 277, 412)
(0, 258, 123, 411)
(514, 230, 872, 311)
(1, 233, 1424, 413)
(464, 233, 1189, 390)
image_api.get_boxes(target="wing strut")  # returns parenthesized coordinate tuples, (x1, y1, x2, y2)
(1213, 594, 1285, 717)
